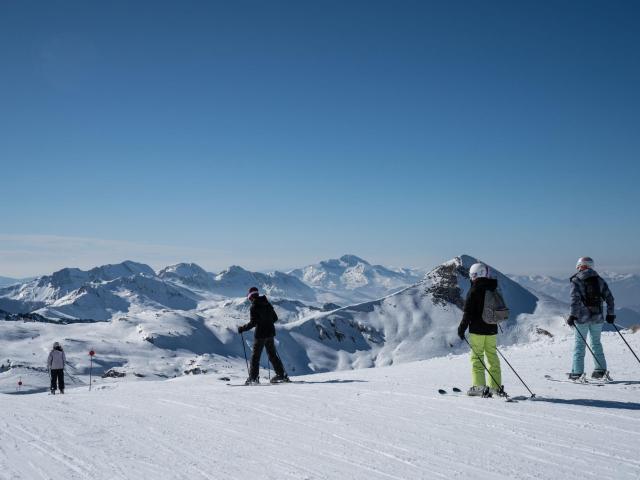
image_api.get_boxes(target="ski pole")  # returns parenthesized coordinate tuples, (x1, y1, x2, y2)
(240, 332, 249, 375)
(463, 336, 507, 398)
(613, 324, 640, 366)
(495, 346, 536, 398)
(88, 350, 95, 391)
(572, 323, 606, 371)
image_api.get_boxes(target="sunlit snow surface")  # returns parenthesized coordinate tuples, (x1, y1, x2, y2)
(1, 333, 639, 480)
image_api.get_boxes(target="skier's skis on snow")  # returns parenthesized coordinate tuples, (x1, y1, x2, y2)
(438, 387, 462, 395)
(544, 374, 617, 386)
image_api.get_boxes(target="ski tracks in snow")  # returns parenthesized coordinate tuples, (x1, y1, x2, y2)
(1, 334, 639, 480)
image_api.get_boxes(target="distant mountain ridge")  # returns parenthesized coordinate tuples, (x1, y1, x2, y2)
(288, 254, 423, 304)
(274, 254, 555, 373)
(0, 254, 579, 393)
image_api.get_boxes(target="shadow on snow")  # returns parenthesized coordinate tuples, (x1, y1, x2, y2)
(534, 397, 640, 411)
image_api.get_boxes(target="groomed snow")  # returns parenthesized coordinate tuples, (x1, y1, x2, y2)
(2, 332, 639, 480)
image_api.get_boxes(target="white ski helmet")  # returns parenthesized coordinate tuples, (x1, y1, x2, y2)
(576, 256, 594, 270)
(469, 262, 490, 280)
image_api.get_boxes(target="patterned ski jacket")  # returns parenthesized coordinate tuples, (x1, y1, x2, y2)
(569, 269, 615, 324)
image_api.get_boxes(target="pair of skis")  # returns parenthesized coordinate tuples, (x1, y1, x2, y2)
(438, 387, 462, 395)
(544, 373, 629, 387)
(438, 386, 519, 402)
(227, 379, 299, 387)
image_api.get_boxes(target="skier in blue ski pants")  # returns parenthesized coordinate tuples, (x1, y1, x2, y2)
(567, 257, 615, 379)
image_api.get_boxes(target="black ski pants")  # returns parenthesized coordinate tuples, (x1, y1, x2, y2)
(249, 337, 285, 380)
(50, 369, 64, 392)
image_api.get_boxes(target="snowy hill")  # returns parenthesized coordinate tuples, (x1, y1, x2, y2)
(276, 255, 559, 374)
(158, 262, 216, 291)
(2, 333, 639, 480)
(34, 275, 198, 321)
(209, 265, 317, 301)
(159, 263, 318, 302)
(0, 260, 156, 307)
(0, 254, 568, 394)
(0, 275, 22, 287)
(288, 254, 423, 304)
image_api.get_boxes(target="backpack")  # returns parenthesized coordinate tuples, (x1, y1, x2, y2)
(482, 290, 510, 324)
(267, 302, 279, 324)
(577, 276, 603, 314)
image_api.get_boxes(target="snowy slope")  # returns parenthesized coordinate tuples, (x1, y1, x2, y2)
(276, 255, 555, 374)
(0, 255, 565, 392)
(1, 332, 639, 480)
(289, 254, 423, 304)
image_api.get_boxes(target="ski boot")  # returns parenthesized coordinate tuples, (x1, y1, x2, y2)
(467, 386, 491, 397)
(50, 389, 56, 395)
(270, 374, 291, 384)
(592, 370, 612, 382)
(568, 372, 586, 382)
(489, 385, 508, 398)
(244, 377, 259, 386)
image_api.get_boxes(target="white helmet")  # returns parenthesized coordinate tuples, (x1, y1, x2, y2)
(469, 263, 490, 280)
(576, 257, 594, 270)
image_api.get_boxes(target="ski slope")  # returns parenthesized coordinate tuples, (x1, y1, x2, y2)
(1, 332, 639, 480)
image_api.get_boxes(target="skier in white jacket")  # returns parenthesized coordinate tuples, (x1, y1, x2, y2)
(47, 342, 66, 394)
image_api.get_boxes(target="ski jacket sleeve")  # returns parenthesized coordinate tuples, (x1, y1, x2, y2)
(62, 351, 66, 367)
(459, 287, 477, 333)
(600, 279, 615, 316)
(47, 351, 53, 369)
(569, 278, 583, 318)
(239, 306, 258, 333)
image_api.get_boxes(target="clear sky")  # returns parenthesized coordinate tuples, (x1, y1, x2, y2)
(1, 0, 639, 277)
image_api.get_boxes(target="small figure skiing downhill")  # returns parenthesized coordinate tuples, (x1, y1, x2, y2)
(458, 263, 509, 398)
(567, 256, 615, 382)
(238, 287, 290, 385)
(47, 341, 66, 395)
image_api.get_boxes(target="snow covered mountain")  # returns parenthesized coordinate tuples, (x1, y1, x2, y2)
(0, 254, 570, 394)
(288, 254, 423, 305)
(158, 263, 318, 302)
(0, 275, 22, 287)
(210, 266, 317, 301)
(35, 274, 198, 321)
(0, 261, 196, 321)
(0, 260, 156, 307)
(276, 255, 561, 374)
(158, 262, 216, 291)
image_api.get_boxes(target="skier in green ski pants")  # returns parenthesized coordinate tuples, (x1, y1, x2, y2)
(457, 262, 506, 397)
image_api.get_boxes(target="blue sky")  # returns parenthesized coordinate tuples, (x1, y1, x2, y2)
(1, 1, 639, 277)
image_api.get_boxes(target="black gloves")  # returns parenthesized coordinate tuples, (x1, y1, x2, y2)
(457, 324, 466, 341)
(606, 314, 616, 324)
(567, 316, 577, 327)
(237, 326, 244, 334)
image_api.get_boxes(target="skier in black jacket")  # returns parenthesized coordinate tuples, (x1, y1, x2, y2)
(457, 263, 505, 397)
(238, 287, 289, 384)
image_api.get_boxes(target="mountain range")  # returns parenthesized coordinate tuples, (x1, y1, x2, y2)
(0, 254, 637, 393)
